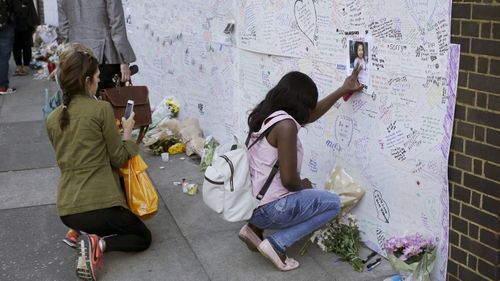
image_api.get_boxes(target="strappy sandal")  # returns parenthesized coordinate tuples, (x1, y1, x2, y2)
(257, 239, 300, 271)
(238, 224, 262, 252)
(13, 67, 23, 76)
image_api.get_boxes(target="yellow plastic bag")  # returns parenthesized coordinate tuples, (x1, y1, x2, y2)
(119, 155, 159, 220)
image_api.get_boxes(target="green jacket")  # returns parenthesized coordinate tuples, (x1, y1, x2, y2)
(46, 94, 138, 216)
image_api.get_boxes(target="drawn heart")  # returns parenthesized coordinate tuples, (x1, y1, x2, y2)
(294, 0, 318, 45)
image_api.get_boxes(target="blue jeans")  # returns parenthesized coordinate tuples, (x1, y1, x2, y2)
(0, 25, 15, 87)
(249, 189, 340, 253)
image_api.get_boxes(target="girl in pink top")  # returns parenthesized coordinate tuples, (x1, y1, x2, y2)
(238, 68, 363, 271)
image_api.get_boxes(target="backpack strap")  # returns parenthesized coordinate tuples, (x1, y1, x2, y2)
(246, 113, 291, 201)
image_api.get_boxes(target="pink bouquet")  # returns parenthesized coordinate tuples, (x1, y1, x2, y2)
(385, 233, 437, 281)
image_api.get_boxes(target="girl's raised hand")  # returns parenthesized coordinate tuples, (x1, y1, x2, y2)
(341, 64, 364, 95)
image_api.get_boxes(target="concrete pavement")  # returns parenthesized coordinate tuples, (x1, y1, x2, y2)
(0, 62, 398, 281)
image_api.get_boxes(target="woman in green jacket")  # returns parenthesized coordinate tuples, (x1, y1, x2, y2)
(46, 46, 151, 281)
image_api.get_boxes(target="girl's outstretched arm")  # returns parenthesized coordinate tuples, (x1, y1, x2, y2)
(308, 65, 363, 123)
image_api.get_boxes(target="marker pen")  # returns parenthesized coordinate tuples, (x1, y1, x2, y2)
(366, 257, 382, 271)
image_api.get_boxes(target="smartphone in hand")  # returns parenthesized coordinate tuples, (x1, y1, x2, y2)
(124, 100, 134, 119)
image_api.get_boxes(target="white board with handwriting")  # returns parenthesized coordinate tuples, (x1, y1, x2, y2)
(123, 1, 457, 280)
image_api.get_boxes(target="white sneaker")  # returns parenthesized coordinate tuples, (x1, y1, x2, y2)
(0, 87, 16, 95)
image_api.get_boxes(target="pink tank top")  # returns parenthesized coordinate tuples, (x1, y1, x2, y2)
(247, 111, 303, 206)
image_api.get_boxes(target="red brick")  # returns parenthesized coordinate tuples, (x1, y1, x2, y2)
(451, 244, 468, 264)
(481, 22, 492, 39)
(467, 253, 478, 269)
(473, 159, 482, 174)
(458, 72, 468, 87)
(451, 136, 464, 153)
(479, 228, 499, 249)
(471, 191, 481, 208)
(477, 57, 489, 74)
(471, 38, 500, 57)
(453, 37, 471, 54)
(455, 153, 473, 171)
(449, 166, 463, 184)
(486, 128, 500, 147)
(458, 265, 489, 281)
(452, 214, 469, 234)
(488, 94, 500, 111)
(454, 104, 466, 120)
(465, 140, 500, 165)
(474, 126, 485, 141)
(490, 59, 500, 76)
(448, 259, 459, 278)
(450, 198, 461, 215)
(460, 54, 476, 71)
(457, 88, 475, 105)
(477, 259, 498, 280)
(472, 4, 500, 20)
(447, 274, 460, 281)
(467, 108, 500, 129)
(468, 73, 500, 93)
(457, 121, 474, 138)
(452, 19, 461, 36)
(484, 162, 500, 181)
(469, 223, 479, 239)
(493, 23, 500, 40)
(462, 204, 499, 232)
(453, 3, 472, 19)
(476, 92, 487, 108)
(464, 172, 500, 196)
(454, 184, 472, 203)
(461, 235, 498, 264)
(462, 21, 479, 37)
(482, 195, 500, 216)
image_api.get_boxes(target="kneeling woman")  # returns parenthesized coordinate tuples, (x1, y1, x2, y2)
(239, 68, 362, 271)
(46, 47, 151, 281)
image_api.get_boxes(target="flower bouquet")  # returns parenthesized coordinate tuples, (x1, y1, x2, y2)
(166, 98, 180, 118)
(301, 214, 364, 272)
(384, 234, 437, 281)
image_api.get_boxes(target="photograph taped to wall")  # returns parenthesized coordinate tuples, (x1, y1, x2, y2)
(347, 38, 370, 96)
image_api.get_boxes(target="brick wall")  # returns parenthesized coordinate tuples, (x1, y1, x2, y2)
(448, 1, 500, 281)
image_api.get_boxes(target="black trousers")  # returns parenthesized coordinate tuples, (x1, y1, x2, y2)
(60, 206, 151, 252)
(13, 31, 32, 66)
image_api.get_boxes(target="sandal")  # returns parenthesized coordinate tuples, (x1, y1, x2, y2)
(13, 67, 23, 76)
(257, 239, 300, 271)
(238, 224, 262, 252)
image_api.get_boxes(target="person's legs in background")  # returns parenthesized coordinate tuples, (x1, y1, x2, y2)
(0, 25, 16, 94)
(20, 31, 32, 75)
(12, 31, 32, 76)
(12, 31, 23, 75)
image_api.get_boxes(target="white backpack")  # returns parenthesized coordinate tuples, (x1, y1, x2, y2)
(202, 127, 279, 222)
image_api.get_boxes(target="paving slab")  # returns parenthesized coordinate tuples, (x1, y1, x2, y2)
(187, 230, 331, 281)
(305, 241, 398, 281)
(0, 72, 51, 123)
(0, 167, 59, 210)
(144, 153, 243, 237)
(100, 237, 209, 281)
(0, 203, 191, 281)
(0, 121, 56, 171)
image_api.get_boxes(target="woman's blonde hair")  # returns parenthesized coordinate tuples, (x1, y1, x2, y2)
(58, 44, 99, 130)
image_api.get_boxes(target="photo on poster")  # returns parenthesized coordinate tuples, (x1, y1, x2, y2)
(346, 39, 370, 97)
(349, 40, 369, 70)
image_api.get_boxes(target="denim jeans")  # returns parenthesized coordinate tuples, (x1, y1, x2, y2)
(249, 189, 340, 253)
(0, 25, 15, 87)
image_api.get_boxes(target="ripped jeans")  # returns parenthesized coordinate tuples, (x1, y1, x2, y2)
(249, 189, 340, 253)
